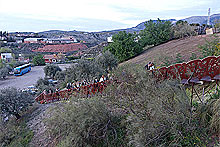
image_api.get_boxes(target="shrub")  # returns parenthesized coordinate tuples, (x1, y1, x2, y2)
(44, 64, 61, 79)
(33, 54, 45, 66)
(45, 98, 126, 147)
(102, 64, 213, 146)
(199, 35, 220, 57)
(0, 88, 34, 119)
(0, 67, 9, 79)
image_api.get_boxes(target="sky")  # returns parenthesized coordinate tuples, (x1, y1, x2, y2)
(0, 0, 219, 32)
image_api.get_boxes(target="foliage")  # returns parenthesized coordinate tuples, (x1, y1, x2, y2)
(44, 64, 61, 79)
(214, 19, 220, 29)
(65, 59, 104, 83)
(0, 88, 34, 119)
(46, 98, 126, 147)
(0, 67, 9, 79)
(199, 35, 220, 57)
(54, 70, 66, 81)
(35, 78, 56, 93)
(174, 53, 185, 63)
(102, 64, 214, 146)
(139, 19, 172, 47)
(0, 47, 12, 53)
(32, 54, 45, 66)
(0, 118, 34, 147)
(172, 21, 197, 39)
(189, 52, 198, 60)
(95, 50, 118, 73)
(104, 31, 142, 62)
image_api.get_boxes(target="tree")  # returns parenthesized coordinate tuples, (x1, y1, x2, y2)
(33, 54, 45, 66)
(172, 21, 197, 39)
(139, 19, 172, 47)
(0, 67, 9, 79)
(95, 50, 118, 73)
(104, 31, 142, 62)
(0, 88, 33, 119)
(0, 47, 12, 53)
(44, 64, 61, 79)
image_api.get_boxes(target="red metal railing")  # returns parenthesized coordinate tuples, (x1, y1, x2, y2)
(154, 56, 220, 83)
(35, 81, 110, 104)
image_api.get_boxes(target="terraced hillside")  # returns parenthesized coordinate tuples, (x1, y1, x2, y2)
(125, 34, 220, 66)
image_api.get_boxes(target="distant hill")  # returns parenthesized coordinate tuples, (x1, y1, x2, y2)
(182, 13, 220, 25)
(9, 13, 220, 48)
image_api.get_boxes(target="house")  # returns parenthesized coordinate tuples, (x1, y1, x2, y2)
(0, 53, 13, 62)
(24, 38, 45, 43)
(33, 43, 88, 53)
(107, 36, 113, 43)
(43, 54, 58, 64)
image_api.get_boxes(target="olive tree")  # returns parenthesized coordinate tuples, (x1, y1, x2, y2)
(0, 88, 34, 119)
(44, 64, 62, 79)
(95, 50, 118, 73)
(0, 67, 9, 79)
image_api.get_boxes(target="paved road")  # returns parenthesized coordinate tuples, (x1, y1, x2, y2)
(0, 64, 71, 90)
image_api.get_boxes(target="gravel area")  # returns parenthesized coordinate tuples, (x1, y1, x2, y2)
(0, 64, 71, 90)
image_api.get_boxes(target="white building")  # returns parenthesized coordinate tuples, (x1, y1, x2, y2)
(0, 53, 13, 62)
(107, 36, 113, 43)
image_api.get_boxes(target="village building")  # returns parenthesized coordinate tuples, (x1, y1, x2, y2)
(24, 38, 45, 43)
(0, 53, 13, 62)
(43, 54, 58, 64)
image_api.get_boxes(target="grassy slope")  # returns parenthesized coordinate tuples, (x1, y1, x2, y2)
(124, 34, 220, 67)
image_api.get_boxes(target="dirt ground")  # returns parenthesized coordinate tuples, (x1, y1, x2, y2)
(124, 34, 220, 67)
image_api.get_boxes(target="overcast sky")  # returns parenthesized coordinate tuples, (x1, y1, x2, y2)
(0, 0, 219, 32)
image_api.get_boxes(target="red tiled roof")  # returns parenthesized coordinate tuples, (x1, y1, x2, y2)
(33, 43, 88, 53)
(43, 55, 57, 59)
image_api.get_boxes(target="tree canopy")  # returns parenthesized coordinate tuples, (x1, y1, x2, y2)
(44, 64, 61, 79)
(0, 88, 34, 119)
(33, 54, 45, 66)
(139, 19, 173, 47)
(104, 31, 142, 62)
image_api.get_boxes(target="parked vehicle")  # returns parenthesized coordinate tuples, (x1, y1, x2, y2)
(22, 85, 38, 94)
(14, 63, 31, 76)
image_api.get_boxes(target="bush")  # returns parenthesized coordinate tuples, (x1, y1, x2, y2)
(45, 98, 126, 147)
(0, 67, 9, 79)
(0, 88, 34, 119)
(102, 64, 214, 146)
(199, 35, 220, 57)
(44, 64, 61, 79)
(33, 54, 45, 66)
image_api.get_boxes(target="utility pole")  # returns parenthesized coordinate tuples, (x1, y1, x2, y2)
(207, 8, 211, 26)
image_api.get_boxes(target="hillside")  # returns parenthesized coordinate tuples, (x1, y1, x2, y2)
(125, 34, 220, 66)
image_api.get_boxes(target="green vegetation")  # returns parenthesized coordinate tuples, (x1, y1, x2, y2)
(0, 47, 12, 53)
(172, 20, 197, 39)
(0, 117, 34, 147)
(46, 99, 126, 147)
(199, 35, 220, 57)
(44, 64, 61, 79)
(139, 19, 172, 47)
(44, 64, 220, 146)
(104, 31, 142, 62)
(0, 88, 34, 119)
(32, 54, 45, 66)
